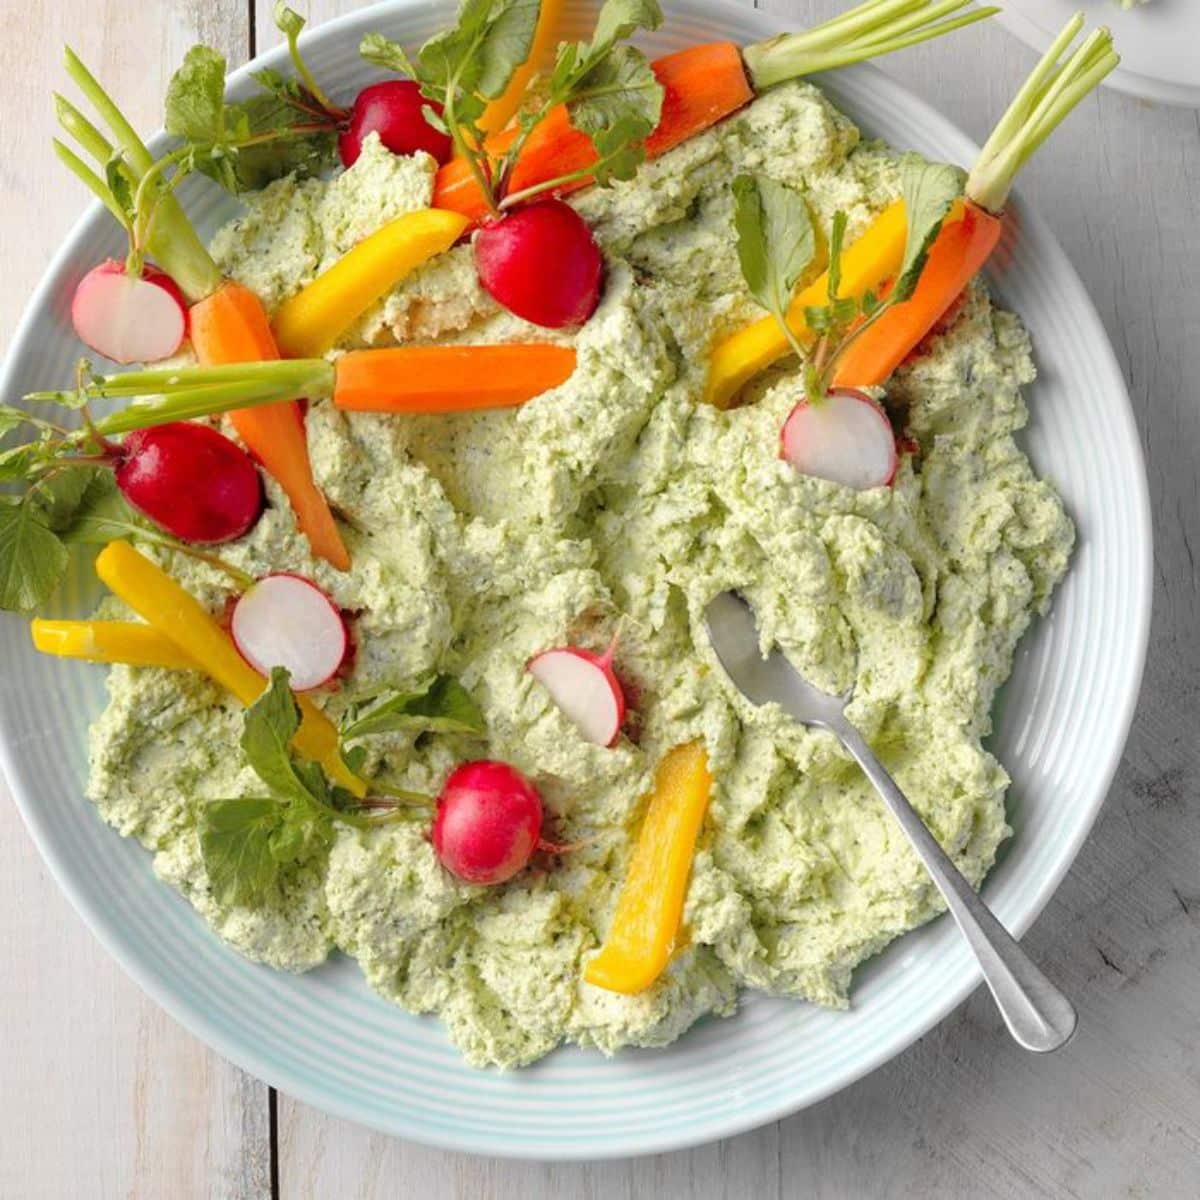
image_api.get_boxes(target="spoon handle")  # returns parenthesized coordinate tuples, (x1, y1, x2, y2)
(834, 721, 1077, 1053)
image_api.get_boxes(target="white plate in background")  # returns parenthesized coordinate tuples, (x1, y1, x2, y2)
(997, 0, 1200, 108)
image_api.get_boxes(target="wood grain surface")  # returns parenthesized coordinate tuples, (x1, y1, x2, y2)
(1, 2, 1197, 1196)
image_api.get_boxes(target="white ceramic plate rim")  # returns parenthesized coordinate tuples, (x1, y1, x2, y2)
(0, 0, 1152, 1159)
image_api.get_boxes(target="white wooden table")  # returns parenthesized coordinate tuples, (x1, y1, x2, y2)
(2, 1, 1198, 1195)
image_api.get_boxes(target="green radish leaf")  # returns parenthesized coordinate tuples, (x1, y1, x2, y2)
(342, 674, 486, 740)
(267, 807, 332, 865)
(233, 91, 336, 190)
(0, 405, 33, 438)
(475, 0, 541, 100)
(587, 115, 652, 185)
(407, 0, 539, 124)
(167, 41, 336, 195)
(273, 0, 306, 41)
(104, 155, 136, 223)
(359, 33, 418, 79)
(731, 173, 816, 326)
(251, 67, 290, 96)
(804, 299, 857, 334)
(554, 0, 663, 184)
(57, 473, 152, 544)
(892, 155, 965, 304)
(165, 46, 229, 144)
(269, 2, 343, 125)
(590, 0, 663, 55)
(30, 466, 106, 532)
(0, 443, 40, 482)
(341, 743, 368, 776)
(200, 664, 349, 906)
(566, 46, 663, 182)
(0, 498, 68, 612)
(199, 797, 283, 906)
(413, 0, 492, 103)
(239, 669, 346, 821)
(241, 667, 314, 806)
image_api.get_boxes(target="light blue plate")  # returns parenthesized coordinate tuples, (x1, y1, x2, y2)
(0, 0, 1152, 1159)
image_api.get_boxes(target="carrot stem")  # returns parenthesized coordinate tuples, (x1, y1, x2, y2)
(61, 48, 222, 301)
(53, 93, 116, 164)
(40, 343, 577, 427)
(966, 17, 1118, 213)
(24, 360, 334, 434)
(52, 140, 130, 229)
(741, 0, 997, 90)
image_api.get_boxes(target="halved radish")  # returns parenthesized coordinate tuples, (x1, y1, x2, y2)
(71, 260, 188, 364)
(528, 642, 626, 747)
(231, 573, 348, 691)
(779, 388, 897, 490)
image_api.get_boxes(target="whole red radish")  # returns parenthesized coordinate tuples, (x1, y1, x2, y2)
(432, 761, 544, 886)
(115, 423, 263, 544)
(71, 260, 188, 364)
(231, 574, 349, 690)
(528, 641, 626, 747)
(780, 389, 897, 490)
(474, 199, 603, 329)
(339, 80, 453, 166)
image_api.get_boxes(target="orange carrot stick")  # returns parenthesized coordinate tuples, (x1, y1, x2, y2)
(830, 15, 1117, 389)
(332, 345, 577, 413)
(830, 201, 1001, 389)
(190, 282, 350, 572)
(434, 43, 753, 223)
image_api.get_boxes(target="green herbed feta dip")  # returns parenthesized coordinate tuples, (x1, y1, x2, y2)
(87, 81, 1073, 1069)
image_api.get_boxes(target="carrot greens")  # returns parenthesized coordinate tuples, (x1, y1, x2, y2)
(741, 0, 1000, 91)
(342, 674, 487, 740)
(361, 0, 665, 215)
(731, 156, 963, 403)
(201, 666, 486, 904)
(966, 14, 1118, 214)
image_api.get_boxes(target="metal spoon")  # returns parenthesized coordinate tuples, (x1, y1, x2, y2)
(703, 590, 1077, 1053)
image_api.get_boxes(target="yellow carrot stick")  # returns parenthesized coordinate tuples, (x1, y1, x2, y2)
(93, 540, 365, 797)
(271, 209, 469, 359)
(31, 619, 195, 670)
(584, 742, 712, 994)
(478, 0, 565, 135)
(705, 200, 914, 409)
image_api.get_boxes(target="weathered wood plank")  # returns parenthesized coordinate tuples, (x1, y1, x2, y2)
(0, 1, 270, 1196)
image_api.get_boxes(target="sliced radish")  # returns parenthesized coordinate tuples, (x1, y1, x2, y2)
(779, 388, 898, 490)
(528, 642, 626, 747)
(71, 260, 188, 364)
(231, 573, 348, 691)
